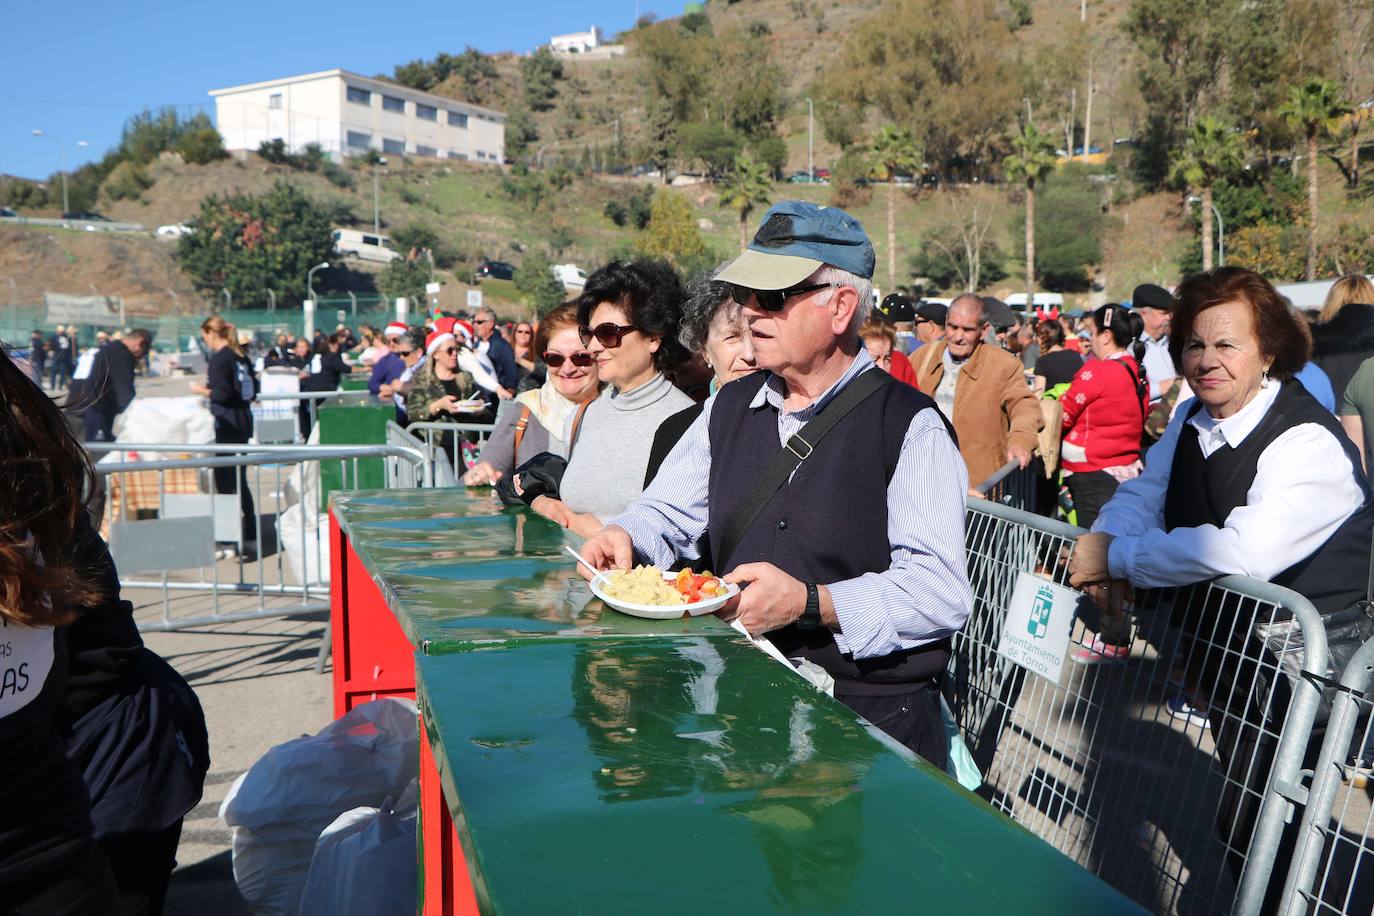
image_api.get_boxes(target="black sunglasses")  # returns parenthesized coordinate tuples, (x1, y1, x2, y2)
(396, 349, 417, 357)
(728, 282, 834, 312)
(543, 350, 594, 368)
(579, 322, 638, 349)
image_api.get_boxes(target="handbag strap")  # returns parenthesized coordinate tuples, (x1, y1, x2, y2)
(716, 368, 890, 572)
(512, 405, 532, 455)
(565, 399, 593, 460)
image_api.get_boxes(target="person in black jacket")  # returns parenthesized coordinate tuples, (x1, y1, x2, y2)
(297, 331, 352, 438)
(0, 348, 119, 914)
(65, 329, 151, 442)
(1311, 273, 1374, 403)
(190, 316, 259, 558)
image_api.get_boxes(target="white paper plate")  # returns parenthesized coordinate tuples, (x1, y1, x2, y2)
(590, 571, 739, 620)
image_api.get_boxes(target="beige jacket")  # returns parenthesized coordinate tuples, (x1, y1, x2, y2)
(913, 340, 1043, 486)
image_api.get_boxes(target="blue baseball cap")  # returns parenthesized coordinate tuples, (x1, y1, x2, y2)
(714, 200, 875, 289)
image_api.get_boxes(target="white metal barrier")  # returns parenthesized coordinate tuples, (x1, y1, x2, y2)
(405, 419, 498, 482)
(90, 442, 429, 631)
(954, 499, 1330, 915)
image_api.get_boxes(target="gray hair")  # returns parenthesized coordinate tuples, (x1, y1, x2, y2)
(401, 329, 427, 351)
(475, 306, 497, 322)
(678, 265, 740, 354)
(948, 293, 986, 325)
(813, 265, 874, 335)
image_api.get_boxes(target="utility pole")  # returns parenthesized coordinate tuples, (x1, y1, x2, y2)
(373, 157, 387, 234)
(1080, 0, 1092, 162)
(807, 97, 814, 180)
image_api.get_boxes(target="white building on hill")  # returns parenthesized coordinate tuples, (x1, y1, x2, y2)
(550, 26, 603, 53)
(209, 69, 506, 163)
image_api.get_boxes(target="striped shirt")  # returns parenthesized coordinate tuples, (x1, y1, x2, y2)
(610, 350, 974, 660)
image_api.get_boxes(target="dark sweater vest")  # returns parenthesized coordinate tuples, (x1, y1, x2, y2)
(707, 370, 957, 696)
(1164, 379, 1374, 616)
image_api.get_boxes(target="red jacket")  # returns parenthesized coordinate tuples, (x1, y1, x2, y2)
(1059, 353, 1148, 472)
(889, 351, 920, 389)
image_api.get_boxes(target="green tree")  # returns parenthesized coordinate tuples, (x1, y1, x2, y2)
(378, 253, 431, 305)
(176, 126, 227, 164)
(175, 180, 334, 307)
(1002, 122, 1058, 307)
(1279, 78, 1351, 279)
(1167, 116, 1247, 271)
(718, 155, 774, 250)
(1028, 172, 1107, 291)
(504, 107, 540, 161)
(1123, 0, 1235, 187)
(678, 124, 743, 177)
(522, 47, 565, 112)
(102, 161, 152, 201)
(513, 249, 567, 312)
(749, 136, 787, 179)
(635, 190, 707, 269)
(868, 124, 923, 290)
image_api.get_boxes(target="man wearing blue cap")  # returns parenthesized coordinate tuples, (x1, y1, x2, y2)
(579, 201, 974, 766)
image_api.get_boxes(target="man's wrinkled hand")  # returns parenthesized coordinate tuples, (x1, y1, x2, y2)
(1069, 531, 1114, 588)
(578, 525, 633, 578)
(722, 563, 806, 636)
(1007, 445, 1032, 470)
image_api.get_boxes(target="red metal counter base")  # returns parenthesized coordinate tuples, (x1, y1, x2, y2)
(328, 511, 479, 916)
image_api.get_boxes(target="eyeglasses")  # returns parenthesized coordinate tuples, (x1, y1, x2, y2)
(543, 350, 594, 368)
(579, 322, 638, 349)
(473, 318, 494, 326)
(515, 327, 533, 335)
(397, 349, 417, 357)
(727, 282, 834, 313)
(440, 347, 459, 356)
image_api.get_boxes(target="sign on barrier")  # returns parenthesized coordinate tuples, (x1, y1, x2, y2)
(998, 571, 1075, 683)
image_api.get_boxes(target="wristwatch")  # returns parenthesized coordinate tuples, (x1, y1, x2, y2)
(797, 583, 822, 631)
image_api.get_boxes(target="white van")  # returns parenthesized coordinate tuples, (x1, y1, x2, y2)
(332, 229, 400, 264)
(552, 263, 587, 290)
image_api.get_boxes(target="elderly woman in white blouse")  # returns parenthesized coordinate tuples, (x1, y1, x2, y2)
(1068, 266, 1373, 900)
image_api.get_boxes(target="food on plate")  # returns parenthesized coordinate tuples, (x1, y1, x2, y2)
(601, 565, 727, 606)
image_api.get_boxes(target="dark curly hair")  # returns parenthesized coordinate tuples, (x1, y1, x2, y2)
(1170, 267, 1311, 380)
(575, 259, 690, 372)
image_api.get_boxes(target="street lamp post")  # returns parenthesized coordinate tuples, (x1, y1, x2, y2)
(372, 157, 387, 234)
(1187, 195, 1226, 267)
(806, 98, 814, 181)
(305, 262, 330, 340)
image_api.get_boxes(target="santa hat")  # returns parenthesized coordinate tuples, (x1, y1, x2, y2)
(453, 319, 475, 342)
(425, 327, 456, 356)
(383, 321, 407, 338)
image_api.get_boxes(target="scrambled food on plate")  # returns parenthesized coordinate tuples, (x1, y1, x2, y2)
(602, 566, 728, 606)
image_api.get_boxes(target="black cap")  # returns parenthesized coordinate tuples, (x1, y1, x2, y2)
(1132, 283, 1174, 311)
(916, 301, 947, 325)
(876, 293, 916, 324)
(980, 296, 1018, 331)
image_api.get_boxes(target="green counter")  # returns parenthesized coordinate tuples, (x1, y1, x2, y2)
(331, 488, 1143, 914)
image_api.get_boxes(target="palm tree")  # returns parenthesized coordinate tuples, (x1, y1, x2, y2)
(1167, 116, 1246, 271)
(718, 155, 775, 250)
(1279, 79, 1352, 280)
(1002, 122, 1058, 312)
(867, 124, 923, 290)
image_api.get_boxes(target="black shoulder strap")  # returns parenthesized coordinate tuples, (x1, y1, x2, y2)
(716, 368, 890, 572)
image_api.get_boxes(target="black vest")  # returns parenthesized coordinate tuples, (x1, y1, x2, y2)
(1163, 379, 1374, 615)
(707, 370, 957, 696)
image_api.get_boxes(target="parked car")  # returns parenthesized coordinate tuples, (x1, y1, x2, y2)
(474, 260, 516, 282)
(0, 207, 16, 218)
(813, 168, 832, 180)
(788, 171, 815, 184)
(332, 228, 400, 264)
(63, 211, 111, 222)
(156, 222, 194, 238)
(552, 263, 587, 290)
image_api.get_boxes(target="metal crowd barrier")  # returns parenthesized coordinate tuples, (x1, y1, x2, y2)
(974, 457, 1044, 511)
(89, 442, 429, 631)
(1280, 638, 1374, 915)
(405, 419, 497, 482)
(252, 388, 375, 444)
(385, 421, 458, 488)
(951, 499, 1329, 915)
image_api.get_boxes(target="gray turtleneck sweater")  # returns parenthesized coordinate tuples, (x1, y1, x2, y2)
(558, 373, 694, 522)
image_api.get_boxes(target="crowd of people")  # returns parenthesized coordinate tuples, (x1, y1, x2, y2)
(5, 193, 1374, 911)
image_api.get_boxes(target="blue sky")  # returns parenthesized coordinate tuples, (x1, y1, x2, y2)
(2, 0, 663, 181)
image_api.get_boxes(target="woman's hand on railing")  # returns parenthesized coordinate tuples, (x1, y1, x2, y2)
(463, 461, 501, 486)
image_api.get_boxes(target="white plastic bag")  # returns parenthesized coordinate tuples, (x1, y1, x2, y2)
(220, 699, 419, 916)
(115, 395, 215, 445)
(298, 781, 419, 916)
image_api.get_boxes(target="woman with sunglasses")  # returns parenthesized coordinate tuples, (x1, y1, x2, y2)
(512, 321, 537, 384)
(408, 321, 478, 464)
(464, 305, 603, 486)
(531, 260, 692, 533)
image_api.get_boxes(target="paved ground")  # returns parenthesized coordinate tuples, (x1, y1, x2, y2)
(137, 599, 331, 915)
